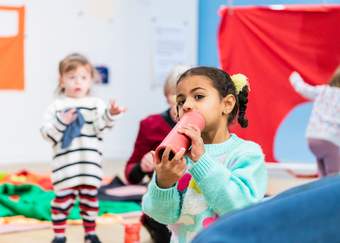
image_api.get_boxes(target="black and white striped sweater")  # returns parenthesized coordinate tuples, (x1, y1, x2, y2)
(41, 96, 114, 191)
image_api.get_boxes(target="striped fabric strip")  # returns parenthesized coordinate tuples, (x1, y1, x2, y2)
(52, 161, 102, 173)
(53, 174, 101, 186)
(54, 148, 103, 159)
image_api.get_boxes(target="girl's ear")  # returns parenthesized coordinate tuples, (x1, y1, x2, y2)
(222, 94, 236, 115)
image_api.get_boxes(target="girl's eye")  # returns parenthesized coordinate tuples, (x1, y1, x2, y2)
(177, 100, 185, 106)
(194, 94, 204, 100)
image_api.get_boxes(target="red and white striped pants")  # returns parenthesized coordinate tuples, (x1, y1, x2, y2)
(51, 185, 99, 236)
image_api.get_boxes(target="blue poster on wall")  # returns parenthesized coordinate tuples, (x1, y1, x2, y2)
(96, 66, 109, 84)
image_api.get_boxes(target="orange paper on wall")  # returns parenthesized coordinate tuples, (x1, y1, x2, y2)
(0, 6, 24, 90)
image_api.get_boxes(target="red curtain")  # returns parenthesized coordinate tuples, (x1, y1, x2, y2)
(218, 5, 340, 162)
(0, 6, 25, 90)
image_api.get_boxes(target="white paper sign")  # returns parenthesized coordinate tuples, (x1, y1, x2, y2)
(151, 21, 189, 88)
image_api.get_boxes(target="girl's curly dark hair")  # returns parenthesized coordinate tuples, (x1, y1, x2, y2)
(237, 86, 249, 128)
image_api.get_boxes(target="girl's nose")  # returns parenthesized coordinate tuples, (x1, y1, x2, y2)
(74, 77, 81, 84)
(182, 99, 193, 112)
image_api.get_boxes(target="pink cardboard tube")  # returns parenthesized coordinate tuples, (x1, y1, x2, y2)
(155, 110, 205, 162)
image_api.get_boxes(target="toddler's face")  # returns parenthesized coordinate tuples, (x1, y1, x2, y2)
(60, 65, 93, 98)
(176, 75, 226, 132)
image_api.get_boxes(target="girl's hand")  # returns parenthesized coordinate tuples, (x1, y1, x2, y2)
(109, 100, 126, 116)
(154, 147, 187, 188)
(60, 108, 77, 125)
(178, 124, 204, 162)
(140, 151, 155, 173)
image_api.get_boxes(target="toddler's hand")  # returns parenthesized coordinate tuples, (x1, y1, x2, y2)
(60, 108, 77, 125)
(178, 124, 204, 162)
(140, 151, 155, 173)
(155, 147, 186, 188)
(109, 100, 126, 116)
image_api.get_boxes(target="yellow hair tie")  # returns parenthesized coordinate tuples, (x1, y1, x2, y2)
(231, 73, 250, 94)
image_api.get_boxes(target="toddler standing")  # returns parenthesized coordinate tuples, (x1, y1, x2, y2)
(41, 53, 125, 243)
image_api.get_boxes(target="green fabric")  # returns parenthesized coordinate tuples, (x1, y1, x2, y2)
(0, 183, 141, 221)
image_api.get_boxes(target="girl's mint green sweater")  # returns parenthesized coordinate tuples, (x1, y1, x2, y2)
(142, 134, 268, 243)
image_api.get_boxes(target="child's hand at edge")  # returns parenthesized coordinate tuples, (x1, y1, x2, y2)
(289, 71, 303, 86)
(141, 151, 155, 173)
(109, 100, 127, 116)
(154, 147, 187, 189)
(178, 124, 205, 162)
(60, 108, 77, 125)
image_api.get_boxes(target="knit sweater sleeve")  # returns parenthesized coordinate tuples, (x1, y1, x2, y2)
(142, 174, 182, 225)
(189, 142, 267, 216)
(289, 71, 324, 100)
(40, 101, 67, 145)
(93, 98, 115, 136)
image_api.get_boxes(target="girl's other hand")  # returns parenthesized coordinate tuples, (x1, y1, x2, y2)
(60, 108, 77, 125)
(140, 151, 155, 173)
(178, 124, 204, 162)
(109, 100, 127, 116)
(155, 147, 186, 188)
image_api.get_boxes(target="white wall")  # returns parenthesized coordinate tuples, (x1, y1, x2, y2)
(0, 0, 198, 164)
